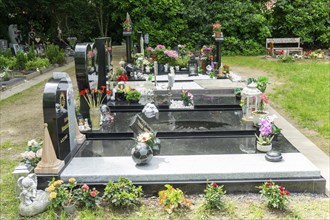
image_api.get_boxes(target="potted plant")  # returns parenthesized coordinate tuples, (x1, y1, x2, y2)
(181, 89, 194, 106)
(252, 93, 269, 126)
(212, 23, 222, 37)
(125, 89, 141, 103)
(255, 118, 274, 152)
(135, 131, 161, 155)
(256, 76, 269, 93)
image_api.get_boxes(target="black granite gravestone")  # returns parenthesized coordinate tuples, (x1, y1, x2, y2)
(74, 43, 92, 118)
(43, 72, 76, 162)
(95, 37, 111, 89)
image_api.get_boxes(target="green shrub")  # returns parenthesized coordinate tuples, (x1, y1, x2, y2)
(204, 182, 226, 210)
(0, 48, 13, 57)
(102, 177, 143, 208)
(0, 71, 11, 81)
(257, 180, 290, 210)
(25, 58, 50, 70)
(0, 55, 16, 69)
(280, 55, 295, 63)
(158, 184, 192, 213)
(15, 51, 28, 70)
(46, 44, 65, 64)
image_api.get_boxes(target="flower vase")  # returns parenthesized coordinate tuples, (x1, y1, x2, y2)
(257, 143, 272, 152)
(89, 107, 100, 130)
(252, 111, 269, 126)
(131, 142, 153, 165)
(62, 202, 76, 214)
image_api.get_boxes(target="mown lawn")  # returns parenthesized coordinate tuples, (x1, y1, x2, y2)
(223, 56, 330, 149)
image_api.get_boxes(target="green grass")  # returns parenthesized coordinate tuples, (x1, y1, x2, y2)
(223, 56, 330, 139)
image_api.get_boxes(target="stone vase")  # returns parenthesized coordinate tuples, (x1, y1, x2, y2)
(252, 111, 269, 126)
(131, 142, 153, 165)
(257, 143, 272, 152)
(89, 107, 100, 130)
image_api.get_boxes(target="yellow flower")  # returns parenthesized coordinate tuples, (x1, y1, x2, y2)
(47, 185, 55, 192)
(69, 178, 76, 183)
(49, 192, 57, 199)
(54, 180, 63, 186)
(123, 87, 131, 93)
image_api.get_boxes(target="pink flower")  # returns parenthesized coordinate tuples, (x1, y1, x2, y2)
(82, 184, 89, 191)
(260, 93, 269, 104)
(164, 50, 179, 59)
(156, 44, 165, 49)
(87, 51, 95, 59)
(90, 191, 97, 197)
(137, 132, 152, 143)
(147, 46, 153, 51)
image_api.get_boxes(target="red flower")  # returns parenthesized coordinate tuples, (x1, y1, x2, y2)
(79, 90, 86, 96)
(101, 85, 106, 89)
(90, 191, 97, 197)
(280, 190, 285, 195)
(82, 184, 89, 191)
(117, 74, 128, 82)
(279, 186, 285, 191)
(106, 90, 111, 95)
(212, 182, 218, 187)
(209, 55, 214, 60)
(265, 182, 271, 187)
(285, 190, 290, 196)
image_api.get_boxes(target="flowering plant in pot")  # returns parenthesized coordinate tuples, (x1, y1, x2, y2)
(255, 118, 274, 152)
(125, 89, 141, 103)
(47, 178, 77, 211)
(20, 139, 42, 168)
(75, 184, 100, 209)
(181, 89, 194, 106)
(164, 50, 179, 67)
(252, 93, 269, 126)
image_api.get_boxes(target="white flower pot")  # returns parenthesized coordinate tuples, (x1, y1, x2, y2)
(257, 143, 272, 152)
(252, 111, 269, 126)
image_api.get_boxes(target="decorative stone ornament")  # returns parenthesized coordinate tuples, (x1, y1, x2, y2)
(265, 151, 283, 162)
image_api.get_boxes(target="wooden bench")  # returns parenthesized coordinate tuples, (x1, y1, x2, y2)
(266, 38, 303, 55)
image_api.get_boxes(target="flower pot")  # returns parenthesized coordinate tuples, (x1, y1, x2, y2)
(89, 107, 100, 130)
(252, 111, 269, 126)
(62, 201, 76, 214)
(215, 32, 221, 38)
(131, 142, 153, 165)
(257, 143, 272, 152)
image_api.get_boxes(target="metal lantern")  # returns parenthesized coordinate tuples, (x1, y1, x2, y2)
(188, 57, 198, 76)
(241, 82, 261, 121)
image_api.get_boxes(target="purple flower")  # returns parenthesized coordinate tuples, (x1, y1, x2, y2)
(259, 118, 272, 136)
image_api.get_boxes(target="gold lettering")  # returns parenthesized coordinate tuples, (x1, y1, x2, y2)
(60, 134, 68, 143)
(61, 123, 69, 132)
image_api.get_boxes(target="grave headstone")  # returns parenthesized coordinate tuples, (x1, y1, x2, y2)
(95, 37, 111, 89)
(0, 39, 8, 51)
(43, 72, 78, 162)
(74, 43, 92, 118)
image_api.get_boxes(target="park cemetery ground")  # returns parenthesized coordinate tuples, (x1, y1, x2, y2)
(0, 53, 329, 219)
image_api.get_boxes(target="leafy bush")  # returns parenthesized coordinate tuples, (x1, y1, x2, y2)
(158, 184, 192, 213)
(0, 48, 13, 57)
(102, 177, 143, 208)
(25, 58, 50, 70)
(0, 55, 16, 69)
(280, 55, 295, 63)
(46, 44, 65, 64)
(257, 180, 290, 210)
(75, 184, 100, 209)
(0, 71, 10, 81)
(15, 51, 28, 70)
(204, 182, 226, 210)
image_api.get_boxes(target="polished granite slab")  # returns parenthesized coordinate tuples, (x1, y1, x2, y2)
(75, 135, 298, 157)
(86, 110, 254, 135)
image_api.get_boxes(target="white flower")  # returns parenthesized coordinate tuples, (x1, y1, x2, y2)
(137, 132, 152, 143)
(21, 151, 28, 159)
(36, 149, 42, 158)
(26, 151, 36, 160)
(28, 139, 38, 147)
(266, 114, 277, 123)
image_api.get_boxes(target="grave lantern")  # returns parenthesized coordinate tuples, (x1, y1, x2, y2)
(188, 57, 198, 76)
(241, 82, 261, 121)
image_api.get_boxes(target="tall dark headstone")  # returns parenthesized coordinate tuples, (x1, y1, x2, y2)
(74, 43, 92, 118)
(215, 34, 224, 68)
(43, 72, 78, 162)
(137, 31, 142, 53)
(95, 37, 111, 89)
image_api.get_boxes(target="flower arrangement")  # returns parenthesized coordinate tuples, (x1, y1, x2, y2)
(20, 139, 42, 167)
(256, 118, 274, 145)
(158, 184, 192, 213)
(181, 89, 194, 106)
(135, 131, 161, 155)
(123, 20, 132, 31)
(204, 182, 226, 210)
(117, 73, 128, 82)
(212, 23, 222, 33)
(257, 180, 290, 210)
(200, 46, 213, 62)
(87, 50, 96, 68)
(125, 89, 141, 102)
(79, 86, 111, 109)
(258, 93, 269, 112)
(47, 178, 77, 209)
(153, 44, 167, 64)
(164, 50, 179, 66)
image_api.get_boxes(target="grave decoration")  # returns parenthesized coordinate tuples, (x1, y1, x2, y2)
(129, 114, 161, 160)
(17, 174, 49, 216)
(188, 56, 198, 76)
(170, 89, 194, 109)
(241, 82, 261, 121)
(123, 13, 133, 63)
(255, 117, 274, 152)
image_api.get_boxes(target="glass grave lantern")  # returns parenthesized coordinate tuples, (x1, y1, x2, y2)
(188, 57, 198, 76)
(241, 82, 261, 121)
